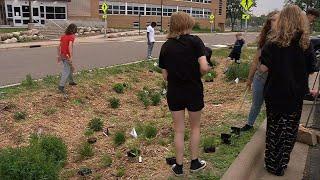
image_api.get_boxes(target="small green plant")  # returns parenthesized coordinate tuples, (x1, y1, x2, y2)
(21, 74, 37, 88)
(78, 142, 94, 160)
(84, 128, 95, 137)
(144, 124, 157, 139)
(0, 134, 67, 179)
(72, 98, 85, 105)
(150, 91, 161, 106)
(225, 63, 250, 82)
(203, 70, 217, 82)
(88, 118, 104, 132)
(116, 167, 125, 177)
(108, 97, 120, 109)
(43, 107, 57, 116)
(115, 150, 122, 159)
(113, 83, 125, 94)
(202, 136, 219, 149)
(137, 90, 151, 107)
(43, 75, 58, 86)
(30, 135, 68, 167)
(13, 111, 27, 121)
(113, 131, 126, 146)
(101, 154, 112, 168)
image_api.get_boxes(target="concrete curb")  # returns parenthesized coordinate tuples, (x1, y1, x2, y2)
(221, 119, 267, 180)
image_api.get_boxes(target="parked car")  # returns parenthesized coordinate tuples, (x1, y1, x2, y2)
(311, 36, 320, 61)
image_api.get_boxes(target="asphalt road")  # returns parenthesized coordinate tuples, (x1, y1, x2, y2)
(0, 33, 258, 86)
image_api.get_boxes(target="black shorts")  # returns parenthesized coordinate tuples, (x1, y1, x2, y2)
(167, 93, 204, 112)
(228, 52, 241, 61)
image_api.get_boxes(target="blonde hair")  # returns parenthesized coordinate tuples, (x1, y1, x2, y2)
(270, 5, 310, 50)
(168, 12, 195, 39)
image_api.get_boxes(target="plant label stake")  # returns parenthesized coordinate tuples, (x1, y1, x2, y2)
(235, 78, 240, 84)
(103, 128, 109, 137)
(139, 156, 142, 163)
(130, 128, 138, 139)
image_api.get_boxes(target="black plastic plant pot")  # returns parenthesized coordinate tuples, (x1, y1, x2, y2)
(166, 157, 176, 165)
(87, 137, 97, 144)
(78, 168, 92, 176)
(127, 149, 141, 158)
(221, 133, 231, 145)
(204, 146, 216, 153)
(231, 127, 241, 136)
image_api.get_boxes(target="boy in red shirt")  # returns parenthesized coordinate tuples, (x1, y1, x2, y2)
(57, 24, 77, 94)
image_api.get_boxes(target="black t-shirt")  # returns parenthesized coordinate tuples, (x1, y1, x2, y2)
(261, 38, 316, 113)
(233, 39, 245, 53)
(159, 34, 206, 96)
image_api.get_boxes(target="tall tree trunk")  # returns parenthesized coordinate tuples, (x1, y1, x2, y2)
(29, 0, 32, 23)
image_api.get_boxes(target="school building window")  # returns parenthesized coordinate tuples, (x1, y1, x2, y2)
(219, 0, 223, 15)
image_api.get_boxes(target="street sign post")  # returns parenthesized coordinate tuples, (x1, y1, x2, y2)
(240, 0, 253, 31)
(209, 14, 215, 33)
(240, 0, 253, 11)
(101, 1, 108, 38)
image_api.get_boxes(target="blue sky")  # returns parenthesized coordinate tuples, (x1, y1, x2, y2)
(252, 0, 285, 15)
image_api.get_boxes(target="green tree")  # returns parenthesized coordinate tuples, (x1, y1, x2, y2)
(227, 0, 257, 31)
(285, 0, 320, 10)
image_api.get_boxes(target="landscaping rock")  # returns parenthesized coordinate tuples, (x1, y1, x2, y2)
(12, 31, 21, 37)
(297, 125, 318, 146)
(32, 35, 38, 40)
(84, 32, 90, 35)
(78, 168, 92, 176)
(108, 34, 117, 38)
(90, 31, 96, 34)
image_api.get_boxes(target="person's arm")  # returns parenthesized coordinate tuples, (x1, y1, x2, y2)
(147, 27, 151, 44)
(68, 42, 73, 61)
(247, 50, 261, 86)
(57, 43, 61, 62)
(259, 43, 272, 73)
(162, 69, 168, 81)
(199, 56, 211, 75)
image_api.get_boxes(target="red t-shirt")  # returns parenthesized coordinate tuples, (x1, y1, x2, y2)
(60, 34, 75, 58)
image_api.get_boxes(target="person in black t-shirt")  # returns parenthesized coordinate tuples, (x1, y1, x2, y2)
(158, 12, 211, 177)
(259, 5, 318, 176)
(228, 33, 245, 64)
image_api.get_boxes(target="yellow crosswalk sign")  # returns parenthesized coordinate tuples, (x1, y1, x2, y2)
(242, 14, 251, 20)
(241, 0, 253, 11)
(209, 14, 215, 20)
(102, 2, 109, 14)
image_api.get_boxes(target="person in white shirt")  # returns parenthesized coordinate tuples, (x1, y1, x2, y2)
(147, 22, 157, 59)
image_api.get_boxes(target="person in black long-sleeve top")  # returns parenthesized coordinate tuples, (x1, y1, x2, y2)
(228, 33, 245, 64)
(259, 5, 318, 176)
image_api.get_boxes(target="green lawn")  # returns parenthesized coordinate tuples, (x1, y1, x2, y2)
(0, 28, 27, 34)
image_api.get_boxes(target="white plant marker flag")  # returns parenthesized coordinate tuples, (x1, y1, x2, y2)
(139, 156, 142, 163)
(154, 62, 158, 67)
(130, 128, 138, 139)
(235, 78, 240, 84)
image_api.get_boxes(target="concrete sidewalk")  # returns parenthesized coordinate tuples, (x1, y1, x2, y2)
(221, 119, 309, 180)
(0, 30, 147, 49)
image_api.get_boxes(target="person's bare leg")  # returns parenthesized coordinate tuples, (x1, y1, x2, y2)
(172, 110, 185, 165)
(188, 110, 201, 160)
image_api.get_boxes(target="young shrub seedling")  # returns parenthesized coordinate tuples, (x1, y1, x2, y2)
(150, 91, 162, 106)
(116, 167, 125, 177)
(113, 131, 126, 146)
(225, 63, 250, 82)
(108, 97, 120, 109)
(13, 111, 27, 121)
(100, 154, 113, 168)
(88, 118, 104, 132)
(78, 142, 94, 160)
(113, 83, 125, 94)
(21, 74, 38, 89)
(144, 124, 157, 139)
(43, 107, 57, 116)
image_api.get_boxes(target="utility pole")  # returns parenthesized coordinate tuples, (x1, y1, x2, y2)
(160, 0, 163, 32)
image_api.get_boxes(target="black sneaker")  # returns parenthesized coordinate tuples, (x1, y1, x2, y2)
(190, 159, 206, 173)
(69, 82, 77, 86)
(58, 86, 65, 93)
(241, 124, 253, 132)
(171, 164, 183, 177)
